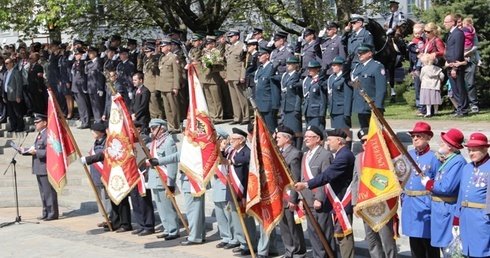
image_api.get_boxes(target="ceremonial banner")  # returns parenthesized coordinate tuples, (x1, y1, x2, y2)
(179, 63, 219, 196)
(382, 129, 412, 187)
(246, 110, 293, 237)
(103, 94, 140, 204)
(46, 88, 77, 193)
(354, 112, 402, 232)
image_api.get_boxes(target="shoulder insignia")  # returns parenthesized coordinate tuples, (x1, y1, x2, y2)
(380, 69, 385, 75)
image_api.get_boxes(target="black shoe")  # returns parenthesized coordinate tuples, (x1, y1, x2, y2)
(268, 252, 279, 256)
(180, 240, 202, 246)
(77, 124, 89, 129)
(15, 128, 24, 132)
(156, 233, 169, 239)
(224, 243, 240, 249)
(232, 247, 243, 253)
(164, 235, 180, 241)
(257, 255, 267, 258)
(239, 121, 249, 125)
(241, 249, 251, 256)
(216, 242, 228, 248)
(131, 228, 144, 235)
(230, 121, 240, 125)
(43, 217, 58, 221)
(138, 229, 155, 236)
(115, 227, 131, 233)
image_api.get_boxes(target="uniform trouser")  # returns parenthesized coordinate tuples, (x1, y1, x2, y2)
(257, 225, 278, 256)
(409, 237, 441, 258)
(448, 69, 469, 115)
(335, 213, 354, 258)
(36, 175, 59, 219)
(306, 208, 337, 258)
(465, 62, 477, 107)
(202, 83, 223, 120)
(230, 201, 257, 250)
(110, 196, 132, 230)
(305, 116, 325, 132)
(88, 93, 105, 123)
(178, 83, 189, 122)
(54, 83, 67, 116)
(363, 216, 397, 258)
(261, 110, 278, 133)
(214, 201, 237, 244)
(228, 80, 249, 123)
(358, 113, 371, 129)
(27, 86, 48, 115)
(95, 185, 112, 221)
(279, 208, 307, 258)
(6, 100, 25, 131)
(184, 193, 206, 242)
(162, 91, 180, 130)
(130, 187, 155, 231)
(218, 77, 233, 119)
(73, 92, 90, 126)
(152, 188, 179, 236)
(149, 91, 164, 119)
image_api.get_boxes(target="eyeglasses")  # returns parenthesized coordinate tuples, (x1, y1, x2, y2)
(424, 30, 431, 33)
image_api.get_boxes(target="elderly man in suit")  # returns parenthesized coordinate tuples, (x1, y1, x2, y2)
(297, 125, 335, 258)
(21, 114, 58, 220)
(146, 118, 181, 240)
(444, 14, 469, 117)
(295, 128, 356, 258)
(130, 72, 151, 128)
(225, 29, 249, 125)
(3, 58, 26, 132)
(276, 125, 307, 258)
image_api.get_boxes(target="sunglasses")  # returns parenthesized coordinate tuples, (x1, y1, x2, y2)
(424, 30, 432, 33)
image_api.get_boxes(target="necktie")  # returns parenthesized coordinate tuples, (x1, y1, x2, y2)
(307, 151, 313, 163)
(389, 13, 394, 28)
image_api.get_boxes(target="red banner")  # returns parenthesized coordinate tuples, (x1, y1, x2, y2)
(246, 110, 293, 237)
(46, 88, 76, 193)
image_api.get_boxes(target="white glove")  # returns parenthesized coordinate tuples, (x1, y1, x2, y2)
(82, 90, 88, 94)
(128, 92, 133, 100)
(79, 157, 86, 165)
(245, 32, 252, 42)
(97, 90, 104, 97)
(297, 34, 303, 43)
(267, 38, 274, 48)
(420, 176, 430, 187)
(318, 28, 326, 38)
(104, 40, 110, 48)
(100, 52, 106, 58)
(452, 226, 459, 238)
(386, 28, 393, 36)
(242, 44, 248, 52)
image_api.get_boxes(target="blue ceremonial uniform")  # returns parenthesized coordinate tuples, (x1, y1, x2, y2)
(342, 28, 374, 66)
(320, 35, 346, 74)
(116, 60, 135, 98)
(254, 62, 280, 133)
(302, 74, 327, 131)
(270, 46, 292, 75)
(429, 153, 466, 248)
(85, 57, 106, 122)
(327, 72, 352, 129)
(457, 157, 490, 257)
(71, 59, 90, 127)
(298, 41, 322, 77)
(147, 135, 180, 237)
(402, 148, 441, 238)
(278, 70, 302, 133)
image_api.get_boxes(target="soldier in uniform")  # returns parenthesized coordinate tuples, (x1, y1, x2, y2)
(302, 60, 328, 131)
(294, 125, 335, 258)
(127, 38, 139, 68)
(270, 31, 292, 75)
(21, 114, 58, 221)
(254, 47, 280, 133)
(295, 28, 322, 78)
(48, 40, 67, 116)
(59, 44, 74, 119)
(171, 39, 189, 122)
(103, 46, 119, 80)
(327, 56, 353, 148)
(403, 122, 442, 258)
(384, 1, 407, 36)
(457, 132, 490, 257)
(276, 125, 307, 258)
(137, 39, 146, 73)
(145, 118, 181, 240)
(245, 39, 259, 99)
(342, 14, 374, 69)
(71, 48, 90, 129)
(142, 41, 163, 119)
(85, 46, 106, 123)
(201, 36, 224, 123)
(27, 53, 48, 115)
(116, 47, 135, 108)
(319, 22, 346, 75)
(420, 128, 466, 253)
(252, 27, 269, 49)
(103, 70, 129, 122)
(277, 55, 302, 149)
(157, 38, 182, 133)
(225, 28, 248, 125)
(215, 30, 234, 120)
(346, 44, 386, 129)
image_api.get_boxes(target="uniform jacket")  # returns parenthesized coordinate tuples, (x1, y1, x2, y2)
(4, 68, 23, 101)
(116, 60, 135, 91)
(201, 48, 224, 84)
(320, 35, 346, 73)
(71, 60, 87, 93)
(87, 136, 106, 187)
(58, 54, 72, 83)
(307, 145, 355, 213)
(157, 52, 181, 92)
(143, 54, 160, 92)
(245, 51, 259, 88)
(31, 129, 47, 175)
(327, 72, 352, 116)
(278, 70, 302, 113)
(225, 41, 246, 80)
(147, 135, 180, 189)
(85, 58, 106, 93)
(129, 49, 139, 69)
(302, 73, 328, 117)
(104, 81, 129, 118)
(342, 28, 374, 64)
(301, 146, 333, 207)
(226, 145, 251, 202)
(254, 62, 280, 112)
(296, 40, 322, 75)
(130, 85, 151, 125)
(270, 45, 292, 75)
(48, 53, 61, 87)
(348, 59, 387, 114)
(283, 144, 303, 204)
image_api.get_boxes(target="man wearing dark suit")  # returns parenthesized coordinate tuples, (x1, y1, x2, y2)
(444, 14, 469, 117)
(71, 48, 90, 129)
(3, 58, 26, 132)
(27, 53, 48, 115)
(295, 129, 356, 258)
(130, 72, 151, 128)
(21, 114, 59, 220)
(85, 46, 106, 123)
(254, 47, 280, 133)
(276, 126, 307, 258)
(299, 125, 335, 258)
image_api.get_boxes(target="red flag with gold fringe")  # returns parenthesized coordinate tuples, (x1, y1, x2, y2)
(246, 110, 293, 237)
(46, 88, 77, 193)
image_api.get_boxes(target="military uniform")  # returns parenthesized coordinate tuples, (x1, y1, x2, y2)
(254, 59, 280, 133)
(295, 28, 322, 77)
(143, 50, 163, 119)
(71, 57, 89, 127)
(270, 45, 292, 75)
(302, 73, 328, 131)
(116, 59, 135, 99)
(85, 56, 106, 123)
(225, 33, 248, 124)
(279, 69, 302, 134)
(327, 64, 352, 129)
(201, 46, 224, 121)
(320, 35, 346, 74)
(341, 16, 374, 67)
(157, 51, 182, 131)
